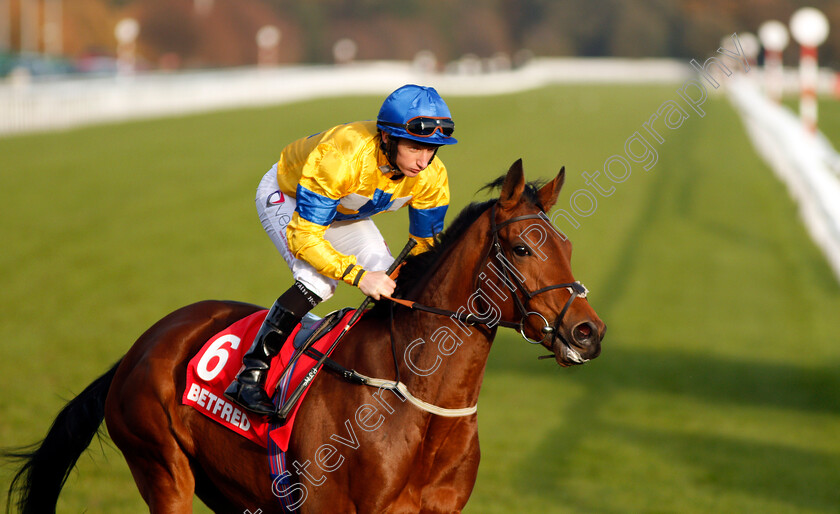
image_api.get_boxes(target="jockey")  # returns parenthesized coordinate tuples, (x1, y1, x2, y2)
(225, 84, 458, 416)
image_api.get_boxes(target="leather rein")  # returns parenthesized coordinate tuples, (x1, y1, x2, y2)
(315, 202, 590, 418)
(384, 202, 589, 345)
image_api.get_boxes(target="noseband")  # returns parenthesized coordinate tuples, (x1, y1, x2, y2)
(485, 203, 588, 344)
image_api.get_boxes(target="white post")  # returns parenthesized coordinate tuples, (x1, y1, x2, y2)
(20, 0, 40, 53)
(44, 0, 63, 56)
(758, 21, 789, 103)
(332, 38, 357, 65)
(736, 32, 759, 70)
(798, 45, 819, 133)
(790, 7, 830, 134)
(115, 18, 140, 76)
(256, 25, 281, 68)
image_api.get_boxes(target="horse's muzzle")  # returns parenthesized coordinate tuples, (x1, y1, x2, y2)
(551, 320, 605, 366)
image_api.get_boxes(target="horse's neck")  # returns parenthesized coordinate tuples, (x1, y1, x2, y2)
(397, 218, 496, 411)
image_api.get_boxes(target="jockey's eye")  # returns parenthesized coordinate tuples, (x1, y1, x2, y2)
(513, 244, 531, 257)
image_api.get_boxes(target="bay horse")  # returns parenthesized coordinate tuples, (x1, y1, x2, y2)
(5, 159, 605, 513)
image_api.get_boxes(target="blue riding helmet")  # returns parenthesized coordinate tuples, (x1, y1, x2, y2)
(377, 85, 458, 146)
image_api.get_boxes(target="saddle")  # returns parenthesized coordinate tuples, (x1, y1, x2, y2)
(182, 307, 356, 449)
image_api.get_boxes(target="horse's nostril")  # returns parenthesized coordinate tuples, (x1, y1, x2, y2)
(573, 322, 594, 344)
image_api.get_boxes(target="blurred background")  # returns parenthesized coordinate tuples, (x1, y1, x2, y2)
(2, 0, 840, 75)
(2, 1, 840, 513)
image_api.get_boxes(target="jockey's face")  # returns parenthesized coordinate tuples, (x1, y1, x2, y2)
(384, 134, 439, 177)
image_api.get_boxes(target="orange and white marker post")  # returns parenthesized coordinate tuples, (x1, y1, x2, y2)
(115, 18, 140, 76)
(798, 45, 819, 133)
(256, 26, 281, 68)
(758, 21, 789, 103)
(790, 8, 830, 134)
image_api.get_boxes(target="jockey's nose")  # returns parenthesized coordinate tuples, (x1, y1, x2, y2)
(420, 149, 435, 168)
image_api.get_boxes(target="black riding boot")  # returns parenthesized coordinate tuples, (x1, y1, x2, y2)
(224, 282, 322, 416)
(224, 300, 301, 415)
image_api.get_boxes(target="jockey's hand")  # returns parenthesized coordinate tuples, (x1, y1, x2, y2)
(358, 271, 396, 300)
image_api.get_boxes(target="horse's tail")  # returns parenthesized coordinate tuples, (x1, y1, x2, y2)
(3, 359, 122, 514)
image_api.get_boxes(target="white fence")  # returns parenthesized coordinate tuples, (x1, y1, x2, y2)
(0, 58, 692, 136)
(5, 57, 839, 282)
(728, 76, 840, 283)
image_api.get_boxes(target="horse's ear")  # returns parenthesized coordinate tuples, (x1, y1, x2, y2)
(499, 159, 526, 208)
(537, 166, 566, 211)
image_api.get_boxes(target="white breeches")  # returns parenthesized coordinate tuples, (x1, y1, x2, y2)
(255, 165, 394, 301)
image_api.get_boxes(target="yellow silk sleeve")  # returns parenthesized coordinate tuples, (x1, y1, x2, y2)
(409, 235, 435, 254)
(287, 214, 366, 286)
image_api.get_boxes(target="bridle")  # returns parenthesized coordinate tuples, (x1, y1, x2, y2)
(385, 202, 589, 345)
(483, 202, 589, 344)
(319, 201, 592, 418)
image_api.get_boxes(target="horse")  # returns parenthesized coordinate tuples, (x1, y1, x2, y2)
(5, 159, 605, 513)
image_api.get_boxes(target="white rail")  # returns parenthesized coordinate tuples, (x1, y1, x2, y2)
(728, 76, 840, 283)
(0, 58, 692, 136)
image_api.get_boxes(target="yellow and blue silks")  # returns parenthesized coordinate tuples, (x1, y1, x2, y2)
(275, 121, 449, 287)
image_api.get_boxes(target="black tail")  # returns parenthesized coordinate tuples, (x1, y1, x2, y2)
(3, 360, 122, 514)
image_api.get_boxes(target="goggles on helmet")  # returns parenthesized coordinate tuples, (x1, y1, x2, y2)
(379, 116, 455, 138)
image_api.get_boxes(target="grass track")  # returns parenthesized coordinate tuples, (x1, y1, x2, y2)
(1, 84, 839, 513)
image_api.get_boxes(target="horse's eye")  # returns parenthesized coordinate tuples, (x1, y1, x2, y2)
(513, 245, 531, 257)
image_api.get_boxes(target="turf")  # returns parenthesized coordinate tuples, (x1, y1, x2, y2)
(1, 83, 839, 513)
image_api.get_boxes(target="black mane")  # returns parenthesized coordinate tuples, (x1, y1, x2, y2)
(370, 175, 546, 313)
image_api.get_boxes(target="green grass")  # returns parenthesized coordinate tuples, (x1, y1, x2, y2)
(815, 97, 840, 146)
(2, 84, 839, 513)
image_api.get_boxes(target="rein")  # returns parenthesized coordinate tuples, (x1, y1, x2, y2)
(384, 203, 589, 344)
(326, 203, 590, 419)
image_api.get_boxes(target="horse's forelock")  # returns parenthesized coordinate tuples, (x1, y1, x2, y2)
(479, 175, 548, 211)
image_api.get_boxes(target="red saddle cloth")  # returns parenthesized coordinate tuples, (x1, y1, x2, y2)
(182, 308, 356, 451)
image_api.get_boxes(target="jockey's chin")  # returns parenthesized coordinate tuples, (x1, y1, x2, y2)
(400, 167, 425, 178)
(389, 136, 437, 178)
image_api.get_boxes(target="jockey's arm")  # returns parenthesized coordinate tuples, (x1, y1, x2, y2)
(287, 212, 367, 287)
(286, 142, 371, 287)
(287, 141, 449, 295)
(408, 234, 435, 254)
(406, 168, 450, 254)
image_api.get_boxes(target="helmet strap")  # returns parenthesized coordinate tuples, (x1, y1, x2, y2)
(380, 132, 402, 174)
(379, 132, 441, 178)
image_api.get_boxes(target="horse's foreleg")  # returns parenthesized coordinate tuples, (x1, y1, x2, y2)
(416, 419, 480, 513)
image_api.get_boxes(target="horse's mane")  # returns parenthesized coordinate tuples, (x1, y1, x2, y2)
(369, 175, 546, 315)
